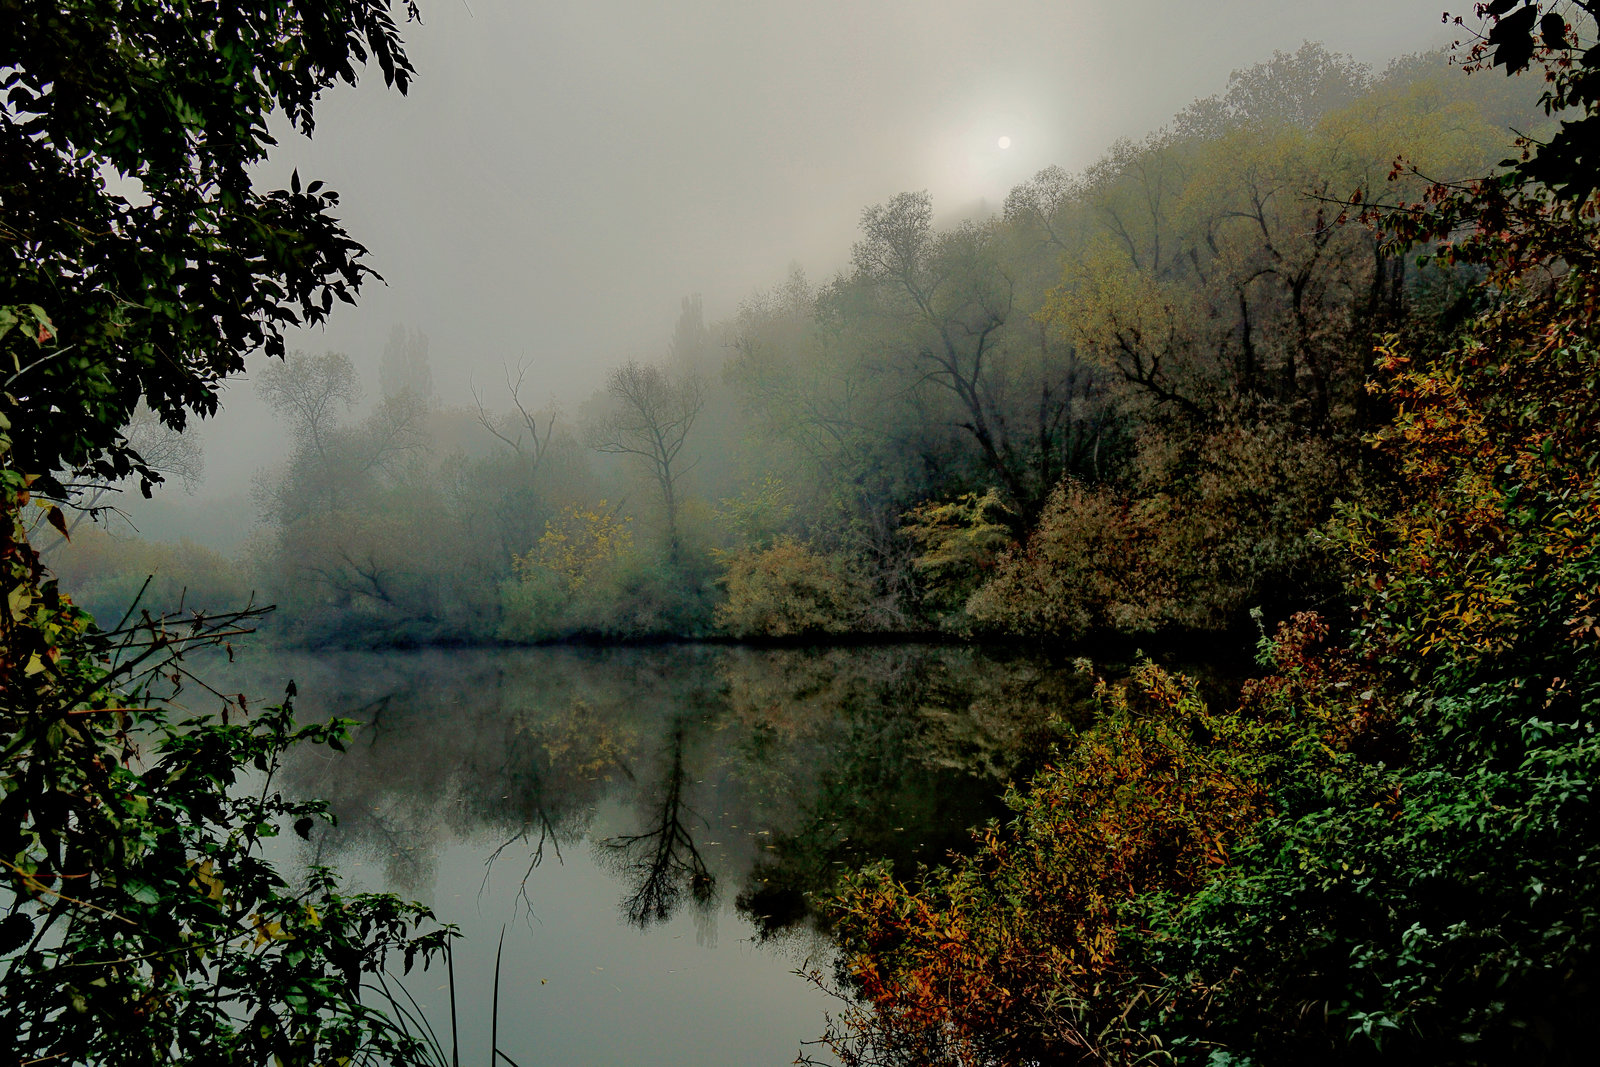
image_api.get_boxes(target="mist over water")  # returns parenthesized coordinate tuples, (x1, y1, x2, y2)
(157, 0, 1460, 502)
(212, 642, 1100, 1065)
(42, 3, 1545, 683)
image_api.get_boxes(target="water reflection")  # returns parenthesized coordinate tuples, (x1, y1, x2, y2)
(200, 643, 1195, 1062)
(258, 643, 1092, 934)
(599, 722, 716, 928)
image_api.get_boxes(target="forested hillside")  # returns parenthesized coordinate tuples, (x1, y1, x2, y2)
(812, 6, 1600, 1063)
(50, 44, 1540, 649)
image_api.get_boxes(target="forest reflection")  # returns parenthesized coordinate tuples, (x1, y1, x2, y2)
(268, 644, 1096, 933)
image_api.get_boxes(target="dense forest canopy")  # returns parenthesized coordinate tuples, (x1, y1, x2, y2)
(47, 41, 1544, 649)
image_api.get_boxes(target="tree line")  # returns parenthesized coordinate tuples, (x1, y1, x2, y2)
(815, 4, 1600, 1063)
(52, 42, 1542, 650)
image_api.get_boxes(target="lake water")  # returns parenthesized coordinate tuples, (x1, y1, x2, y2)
(213, 643, 1101, 1066)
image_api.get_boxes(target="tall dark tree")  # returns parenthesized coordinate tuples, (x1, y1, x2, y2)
(848, 192, 1105, 522)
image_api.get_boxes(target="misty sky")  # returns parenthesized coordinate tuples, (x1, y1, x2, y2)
(195, 0, 1469, 496)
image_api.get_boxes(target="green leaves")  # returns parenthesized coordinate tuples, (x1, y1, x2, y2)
(1, 4, 449, 1057)
(2, 422, 450, 1063)
(823, 21, 1600, 1057)
(0, 0, 417, 496)
(121, 879, 162, 906)
(0, 304, 54, 349)
(1541, 11, 1571, 49)
(0, 913, 33, 955)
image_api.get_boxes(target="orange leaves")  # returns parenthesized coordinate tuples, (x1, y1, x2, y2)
(1355, 252, 1600, 681)
(829, 663, 1282, 1063)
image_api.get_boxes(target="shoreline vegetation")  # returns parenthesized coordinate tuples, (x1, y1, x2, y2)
(2, 4, 461, 1064)
(807, 9, 1600, 1065)
(6, 2, 1600, 1065)
(185, 620, 1265, 666)
(44, 42, 1544, 655)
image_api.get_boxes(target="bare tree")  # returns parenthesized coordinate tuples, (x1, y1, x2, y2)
(854, 196, 1021, 466)
(587, 361, 704, 561)
(34, 403, 207, 551)
(471, 361, 556, 472)
(124, 403, 206, 492)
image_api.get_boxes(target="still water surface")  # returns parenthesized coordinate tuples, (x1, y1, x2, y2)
(217, 643, 1097, 1065)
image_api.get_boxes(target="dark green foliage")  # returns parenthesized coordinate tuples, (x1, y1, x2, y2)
(1, 466, 451, 1065)
(1157, 738, 1599, 1064)
(0, 0, 419, 496)
(1, 4, 460, 1062)
(1476, 2, 1600, 204)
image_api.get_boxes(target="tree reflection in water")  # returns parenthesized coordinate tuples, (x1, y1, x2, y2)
(259, 644, 1107, 930)
(483, 802, 564, 918)
(598, 722, 716, 927)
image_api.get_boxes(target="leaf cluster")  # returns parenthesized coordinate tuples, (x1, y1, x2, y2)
(1, 0, 419, 497)
(1, 459, 452, 1065)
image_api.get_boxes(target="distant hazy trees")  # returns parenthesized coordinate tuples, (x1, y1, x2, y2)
(504, 44, 1542, 642)
(380, 324, 434, 403)
(63, 43, 1545, 648)
(254, 345, 476, 643)
(587, 361, 705, 562)
(472, 362, 555, 467)
(258, 350, 360, 461)
(466, 362, 566, 569)
(717, 44, 1537, 636)
(256, 350, 429, 521)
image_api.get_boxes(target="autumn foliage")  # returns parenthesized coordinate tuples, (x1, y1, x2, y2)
(820, 612, 1385, 1066)
(715, 538, 870, 637)
(828, 663, 1273, 1063)
(821, 11, 1600, 1065)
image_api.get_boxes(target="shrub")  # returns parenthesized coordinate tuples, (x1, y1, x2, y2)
(716, 538, 871, 637)
(1, 470, 451, 1065)
(966, 481, 1168, 638)
(825, 662, 1286, 1065)
(500, 502, 719, 640)
(1134, 422, 1352, 629)
(900, 489, 1015, 621)
(47, 526, 255, 622)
